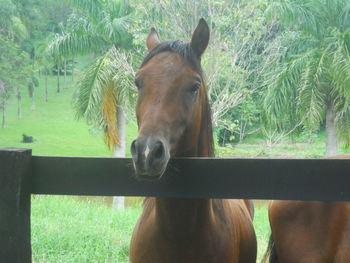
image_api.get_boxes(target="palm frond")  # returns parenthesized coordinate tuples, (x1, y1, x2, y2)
(331, 38, 350, 101)
(265, 0, 318, 36)
(296, 49, 328, 128)
(263, 44, 329, 132)
(47, 32, 107, 58)
(331, 37, 350, 147)
(97, 10, 132, 44)
(334, 98, 350, 148)
(64, 0, 105, 22)
(73, 46, 133, 147)
(66, 12, 96, 35)
(102, 81, 119, 148)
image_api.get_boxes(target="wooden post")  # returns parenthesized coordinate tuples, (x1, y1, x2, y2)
(0, 148, 32, 262)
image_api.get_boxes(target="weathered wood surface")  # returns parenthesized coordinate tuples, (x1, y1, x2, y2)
(31, 156, 350, 201)
(0, 148, 32, 263)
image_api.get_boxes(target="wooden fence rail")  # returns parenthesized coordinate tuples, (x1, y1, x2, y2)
(0, 147, 350, 262)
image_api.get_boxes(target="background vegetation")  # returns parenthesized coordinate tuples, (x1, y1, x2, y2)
(1, 0, 349, 156)
(0, 0, 349, 262)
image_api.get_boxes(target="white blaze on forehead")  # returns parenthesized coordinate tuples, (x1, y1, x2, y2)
(144, 145, 150, 158)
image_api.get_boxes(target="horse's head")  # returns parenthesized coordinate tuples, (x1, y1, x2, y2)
(131, 19, 212, 180)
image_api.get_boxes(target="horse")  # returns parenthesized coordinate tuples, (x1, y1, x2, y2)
(129, 19, 257, 263)
(264, 155, 350, 263)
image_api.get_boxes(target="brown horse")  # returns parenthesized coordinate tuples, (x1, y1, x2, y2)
(264, 155, 350, 263)
(129, 19, 257, 263)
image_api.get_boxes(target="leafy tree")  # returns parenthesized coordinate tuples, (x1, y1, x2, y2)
(0, 0, 33, 126)
(10, 0, 72, 106)
(0, 0, 28, 40)
(12, 0, 71, 62)
(0, 37, 28, 127)
(263, 0, 350, 155)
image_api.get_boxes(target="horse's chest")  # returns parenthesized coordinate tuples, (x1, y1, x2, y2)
(138, 241, 231, 263)
(131, 225, 236, 263)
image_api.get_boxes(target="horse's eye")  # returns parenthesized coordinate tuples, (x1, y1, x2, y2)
(189, 83, 200, 94)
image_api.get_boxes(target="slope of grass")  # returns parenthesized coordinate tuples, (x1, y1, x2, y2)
(0, 74, 137, 157)
(32, 196, 270, 263)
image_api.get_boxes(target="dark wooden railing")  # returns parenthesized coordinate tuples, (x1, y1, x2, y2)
(1, 147, 350, 262)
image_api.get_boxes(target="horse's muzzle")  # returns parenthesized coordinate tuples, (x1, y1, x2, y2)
(131, 136, 170, 180)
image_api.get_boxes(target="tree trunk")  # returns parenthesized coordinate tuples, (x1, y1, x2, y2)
(57, 66, 60, 93)
(17, 89, 21, 120)
(114, 106, 126, 157)
(2, 105, 6, 128)
(71, 57, 75, 82)
(45, 70, 48, 102)
(64, 58, 67, 89)
(30, 93, 35, 111)
(325, 102, 338, 156)
(112, 106, 127, 210)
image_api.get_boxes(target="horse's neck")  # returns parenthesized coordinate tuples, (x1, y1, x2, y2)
(155, 198, 212, 241)
(155, 105, 214, 240)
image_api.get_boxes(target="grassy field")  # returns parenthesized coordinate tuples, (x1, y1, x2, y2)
(32, 196, 140, 263)
(0, 74, 137, 157)
(1, 72, 348, 262)
(32, 196, 269, 263)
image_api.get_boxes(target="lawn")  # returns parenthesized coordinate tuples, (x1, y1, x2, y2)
(32, 196, 270, 263)
(0, 73, 137, 157)
(32, 195, 140, 263)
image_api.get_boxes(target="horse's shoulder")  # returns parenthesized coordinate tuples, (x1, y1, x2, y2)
(269, 200, 304, 223)
(269, 201, 350, 228)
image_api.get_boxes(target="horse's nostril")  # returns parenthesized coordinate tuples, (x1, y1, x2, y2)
(153, 141, 164, 160)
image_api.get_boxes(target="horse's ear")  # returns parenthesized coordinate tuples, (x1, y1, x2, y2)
(146, 28, 161, 51)
(190, 18, 210, 58)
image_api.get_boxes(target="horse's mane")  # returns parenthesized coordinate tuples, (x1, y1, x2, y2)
(141, 40, 201, 72)
(141, 40, 214, 157)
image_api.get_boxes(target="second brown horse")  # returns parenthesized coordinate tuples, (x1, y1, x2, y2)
(265, 155, 350, 263)
(129, 19, 257, 263)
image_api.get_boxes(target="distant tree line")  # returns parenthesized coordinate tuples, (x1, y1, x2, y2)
(0, 0, 72, 127)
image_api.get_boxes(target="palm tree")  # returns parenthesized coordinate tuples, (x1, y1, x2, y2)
(263, 0, 350, 155)
(47, 0, 133, 155)
(47, 0, 134, 209)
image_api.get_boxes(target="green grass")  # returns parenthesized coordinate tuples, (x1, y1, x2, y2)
(32, 196, 270, 263)
(254, 201, 270, 261)
(0, 73, 137, 157)
(32, 196, 141, 263)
